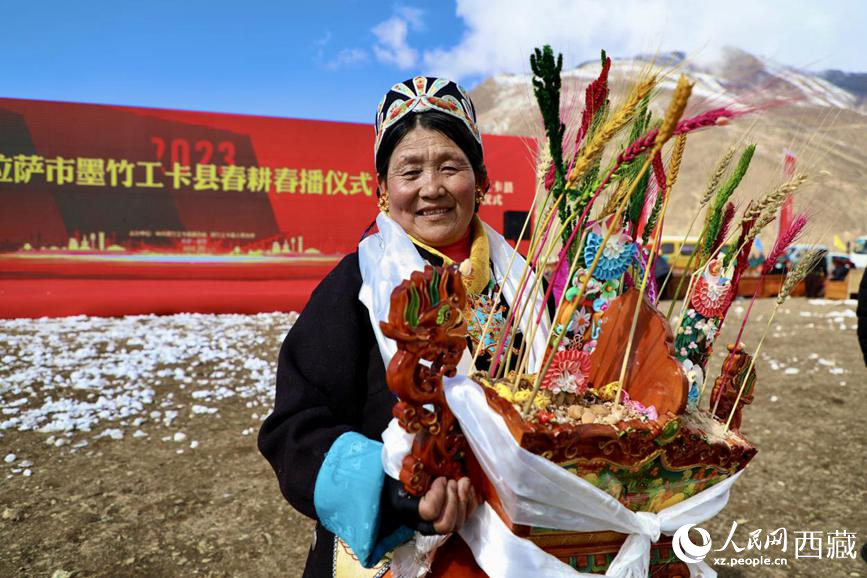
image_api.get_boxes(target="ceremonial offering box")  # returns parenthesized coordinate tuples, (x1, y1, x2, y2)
(381, 266, 758, 576)
(377, 45, 816, 577)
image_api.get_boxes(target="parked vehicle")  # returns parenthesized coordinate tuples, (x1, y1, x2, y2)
(850, 236, 867, 269)
(657, 236, 698, 269)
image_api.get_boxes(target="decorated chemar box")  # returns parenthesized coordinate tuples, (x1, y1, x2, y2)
(378, 46, 817, 578)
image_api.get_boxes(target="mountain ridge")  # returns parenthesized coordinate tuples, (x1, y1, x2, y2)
(469, 47, 867, 246)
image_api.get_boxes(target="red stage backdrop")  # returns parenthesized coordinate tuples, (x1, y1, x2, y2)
(0, 98, 536, 318)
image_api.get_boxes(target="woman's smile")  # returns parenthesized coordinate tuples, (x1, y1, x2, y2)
(416, 206, 453, 218)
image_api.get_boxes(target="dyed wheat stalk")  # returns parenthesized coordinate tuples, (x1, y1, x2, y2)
(521, 75, 690, 416)
(469, 179, 546, 370)
(742, 173, 808, 221)
(522, 153, 657, 413)
(734, 175, 807, 262)
(677, 172, 809, 328)
(709, 202, 737, 257)
(711, 214, 808, 416)
(661, 145, 737, 310)
(471, 139, 562, 373)
(704, 147, 737, 205)
(479, 173, 559, 376)
(612, 75, 693, 409)
(723, 249, 823, 431)
(566, 76, 657, 187)
(666, 134, 687, 190)
(702, 145, 756, 258)
(601, 106, 744, 221)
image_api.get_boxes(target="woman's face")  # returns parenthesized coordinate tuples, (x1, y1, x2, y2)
(379, 126, 477, 247)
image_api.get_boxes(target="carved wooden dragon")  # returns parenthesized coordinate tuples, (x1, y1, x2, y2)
(379, 265, 470, 496)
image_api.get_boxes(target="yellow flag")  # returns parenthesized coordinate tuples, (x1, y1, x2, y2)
(833, 234, 847, 252)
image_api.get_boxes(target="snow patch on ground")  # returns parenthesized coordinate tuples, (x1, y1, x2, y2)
(808, 299, 857, 307)
(0, 312, 295, 463)
(825, 309, 856, 319)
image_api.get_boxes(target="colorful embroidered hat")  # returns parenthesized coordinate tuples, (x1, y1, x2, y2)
(374, 76, 482, 164)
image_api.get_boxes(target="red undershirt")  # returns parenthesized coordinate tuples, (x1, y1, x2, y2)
(434, 227, 472, 263)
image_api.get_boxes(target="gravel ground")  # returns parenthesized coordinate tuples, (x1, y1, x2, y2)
(0, 298, 864, 577)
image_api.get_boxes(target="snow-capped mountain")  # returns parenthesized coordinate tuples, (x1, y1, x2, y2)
(469, 47, 867, 246)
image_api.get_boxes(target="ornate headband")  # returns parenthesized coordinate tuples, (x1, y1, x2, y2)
(374, 76, 482, 164)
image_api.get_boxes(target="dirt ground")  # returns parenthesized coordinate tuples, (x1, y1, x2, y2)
(0, 298, 864, 578)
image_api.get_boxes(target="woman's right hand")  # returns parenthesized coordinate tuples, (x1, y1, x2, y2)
(418, 476, 478, 535)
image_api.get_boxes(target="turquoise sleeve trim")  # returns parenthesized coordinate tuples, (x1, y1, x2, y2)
(313, 432, 414, 568)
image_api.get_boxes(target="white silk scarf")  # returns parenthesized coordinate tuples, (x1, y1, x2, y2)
(358, 212, 550, 374)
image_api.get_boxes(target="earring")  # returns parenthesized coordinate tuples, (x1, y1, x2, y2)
(474, 186, 485, 207)
(377, 192, 390, 213)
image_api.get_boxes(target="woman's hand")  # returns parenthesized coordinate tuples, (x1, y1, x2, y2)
(418, 476, 478, 534)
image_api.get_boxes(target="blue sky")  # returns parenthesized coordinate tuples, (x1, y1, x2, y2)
(3, 1, 865, 123)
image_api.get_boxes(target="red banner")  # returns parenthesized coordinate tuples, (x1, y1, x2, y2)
(0, 98, 536, 317)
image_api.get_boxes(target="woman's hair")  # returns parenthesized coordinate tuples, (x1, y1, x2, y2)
(375, 110, 487, 190)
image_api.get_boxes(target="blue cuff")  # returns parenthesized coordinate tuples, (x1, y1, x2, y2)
(314, 432, 414, 568)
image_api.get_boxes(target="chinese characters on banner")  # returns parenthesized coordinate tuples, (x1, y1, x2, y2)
(478, 179, 516, 206)
(0, 154, 375, 197)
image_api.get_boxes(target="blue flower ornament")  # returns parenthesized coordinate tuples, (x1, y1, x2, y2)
(584, 226, 636, 281)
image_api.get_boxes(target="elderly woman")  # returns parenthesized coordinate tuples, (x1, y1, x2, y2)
(259, 77, 548, 578)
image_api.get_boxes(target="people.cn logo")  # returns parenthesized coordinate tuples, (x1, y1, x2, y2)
(672, 524, 713, 564)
